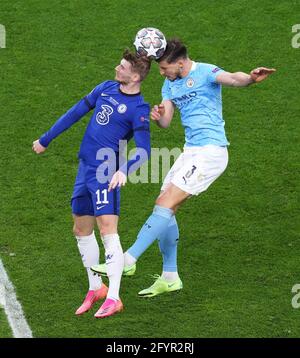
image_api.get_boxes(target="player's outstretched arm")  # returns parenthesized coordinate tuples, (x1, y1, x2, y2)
(37, 92, 98, 149)
(151, 99, 175, 128)
(216, 67, 276, 87)
(32, 139, 46, 154)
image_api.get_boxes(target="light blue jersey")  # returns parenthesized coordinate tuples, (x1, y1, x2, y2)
(162, 62, 229, 147)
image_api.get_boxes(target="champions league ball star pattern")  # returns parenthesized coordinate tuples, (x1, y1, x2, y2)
(134, 27, 167, 60)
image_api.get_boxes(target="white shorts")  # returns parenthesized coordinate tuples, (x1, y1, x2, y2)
(161, 145, 228, 196)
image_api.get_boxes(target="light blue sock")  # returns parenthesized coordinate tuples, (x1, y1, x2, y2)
(127, 205, 174, 260)
(158, 216, 179, 272)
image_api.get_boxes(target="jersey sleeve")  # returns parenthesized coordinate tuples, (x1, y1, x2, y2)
(162, 79, 171, 100)
(39, 82, 106, 147)
(83, 81, 106, 109)
(131, 103, 151, 132)
(206, 64, 225, 84)
(119, 103, 151, 175)
(39, 98, 91, 147)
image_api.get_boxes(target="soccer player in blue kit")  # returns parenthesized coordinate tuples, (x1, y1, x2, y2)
(92, 38, 276, 297)
(32, 50, 151, 317)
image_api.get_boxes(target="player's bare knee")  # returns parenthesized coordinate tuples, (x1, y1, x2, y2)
(155, 195, 173, 209)
(99, 224, 116, 237)
(73, 225, 79, 236)
(99, 224, 117, 237)
(73, 225, 92, 237)
(96, 216, 118, 237)
(155, 195, 165, 207)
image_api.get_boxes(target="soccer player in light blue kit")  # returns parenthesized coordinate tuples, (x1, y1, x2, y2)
(33, 50, 151, 317)
(92, 38, 276, 297)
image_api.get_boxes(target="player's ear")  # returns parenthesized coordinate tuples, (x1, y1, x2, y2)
(132, 72, 141, 83)
(177, 60, 184, 69)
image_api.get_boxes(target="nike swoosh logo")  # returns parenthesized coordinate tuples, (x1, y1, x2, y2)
(168, 283, 177, 288)
(101, 93, 109, 96)
(96, 205, 106, 210)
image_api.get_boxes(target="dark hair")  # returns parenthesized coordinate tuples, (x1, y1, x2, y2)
(157, 38, 188, 63)
(123, 49, 151, 81)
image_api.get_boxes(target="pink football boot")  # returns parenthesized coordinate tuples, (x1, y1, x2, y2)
(94, 298, 123, 318)
(75, 284, 108, 315)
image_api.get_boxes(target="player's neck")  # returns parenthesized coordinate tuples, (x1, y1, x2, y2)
(180, 59, 193, 78)
(119, 82, 141, 95)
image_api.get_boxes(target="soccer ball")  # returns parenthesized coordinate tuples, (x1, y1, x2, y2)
(134, 27, 167, 60)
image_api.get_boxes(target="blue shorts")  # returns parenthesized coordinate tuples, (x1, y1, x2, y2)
(71, 160, 120, 217)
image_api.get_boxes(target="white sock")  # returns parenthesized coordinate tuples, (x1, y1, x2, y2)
(124, 251, 137, 267)
(86, 268, 102, 291)
(101, 233, 124, 301)
(76, 232, 102, 291)
(161, 271, 179, 282)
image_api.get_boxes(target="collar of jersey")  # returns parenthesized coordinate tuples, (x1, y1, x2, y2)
(173, 61, 197, 83)
(190, 61, 197, 71)
(118, 88, 141, 96)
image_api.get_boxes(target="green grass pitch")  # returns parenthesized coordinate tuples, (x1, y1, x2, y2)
(0, 0, 300, 338)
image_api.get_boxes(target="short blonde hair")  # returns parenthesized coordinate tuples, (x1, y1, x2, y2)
(123, 49, 152, 81)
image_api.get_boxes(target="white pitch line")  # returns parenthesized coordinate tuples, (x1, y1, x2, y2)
(0, 258, 33, 338)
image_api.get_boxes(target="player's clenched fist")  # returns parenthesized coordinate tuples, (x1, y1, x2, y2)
(151, 104, 165, 121)
(32, 139, 46, 154)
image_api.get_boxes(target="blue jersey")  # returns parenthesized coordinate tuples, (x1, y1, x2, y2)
(39, 80, 151, 172)
(162, 62, 229, 147)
